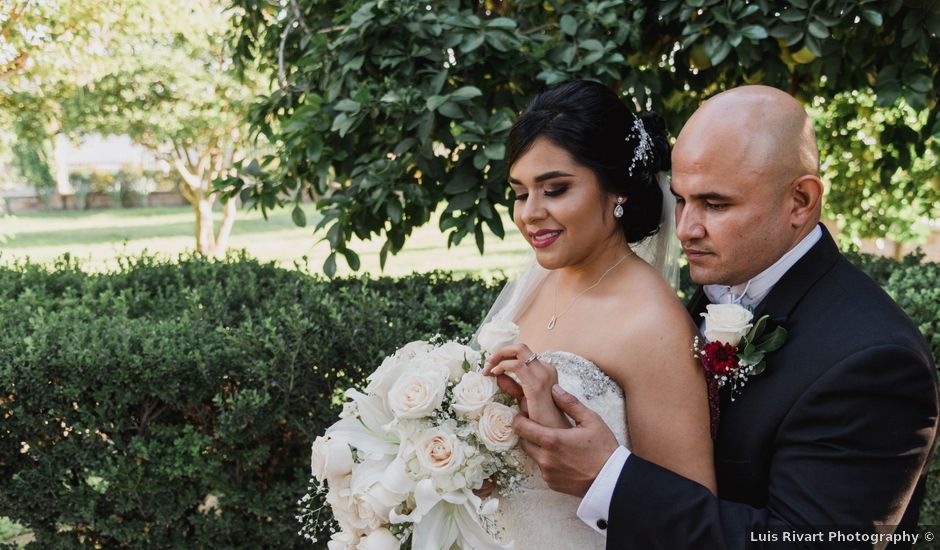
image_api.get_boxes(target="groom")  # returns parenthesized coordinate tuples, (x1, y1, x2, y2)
(506, 86, 939, 548)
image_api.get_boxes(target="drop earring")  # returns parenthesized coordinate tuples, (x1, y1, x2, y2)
(613, 196, 625, 218)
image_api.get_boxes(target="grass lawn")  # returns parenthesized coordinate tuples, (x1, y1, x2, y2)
(0, 204, 531, 278)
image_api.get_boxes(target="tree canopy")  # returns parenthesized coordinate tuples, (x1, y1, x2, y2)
(228, 0, 939, 274)
(1, 0, 260, 255)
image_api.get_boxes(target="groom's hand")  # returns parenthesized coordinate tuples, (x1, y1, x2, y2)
(513, 384, 619, 497)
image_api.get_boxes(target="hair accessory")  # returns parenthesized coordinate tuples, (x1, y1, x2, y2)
(627, 116, 654, 177)
(613, 196, 625, 218)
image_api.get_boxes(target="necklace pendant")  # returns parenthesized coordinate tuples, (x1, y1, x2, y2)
(547, 316, 557, 330)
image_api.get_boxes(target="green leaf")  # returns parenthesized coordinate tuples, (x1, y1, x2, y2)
(474, 223, 485, 253)
(704, 35, 732, 65)
(755, 326, 788, 353)
(460, 33, 485, 53)
(746, 315, 768, 343)
(740, 25, 768, 40)
(807, 21, 830, 39)
(779, 10, 805, 23)
(426, 95, 448, 111)
(580, 39, 604, 52)
(802, 34, 822, 56)
(379, 240, 390, 270)
(437, 101, 463, 118)
(908, 74, 933, 94)
(861, 9, 883, 27)
(750, 360, 767, 376)
(560, 15, 578, 36)
(738, 349, 765, 366)
(487, 17, 517, 30)
(291, 205, 306, 227)
(444, 172, 478, 194)
(447, 192, 478, 211)
(449, 86, 483, 102)
(342, 248, 361, 271)
(484, 143, 506, 160)
(323, 252, 337, 278)
(335, 99, 361, 112)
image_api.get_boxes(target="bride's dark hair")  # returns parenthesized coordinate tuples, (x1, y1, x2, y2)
(506, 80, 670, 243)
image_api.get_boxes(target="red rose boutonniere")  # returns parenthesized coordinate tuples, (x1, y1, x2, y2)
(694, 303, 788, 400)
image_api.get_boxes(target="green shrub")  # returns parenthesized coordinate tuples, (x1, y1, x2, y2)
(0, 251, 936, 546)
(884, 261, 940, 526)
(0, 253, 502, 547)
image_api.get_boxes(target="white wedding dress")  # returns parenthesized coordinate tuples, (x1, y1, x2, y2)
(471, 172, 676, 549)
(493, 351, 629, 550)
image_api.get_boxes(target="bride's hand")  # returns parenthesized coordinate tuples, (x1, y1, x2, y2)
(484, 344, 571, 430)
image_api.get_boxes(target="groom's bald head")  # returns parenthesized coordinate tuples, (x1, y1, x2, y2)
(675, 85, 819, 189)
(672, 86, 825, 286)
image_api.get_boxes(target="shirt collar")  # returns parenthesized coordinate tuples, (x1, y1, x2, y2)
(703, 225, 823, 309)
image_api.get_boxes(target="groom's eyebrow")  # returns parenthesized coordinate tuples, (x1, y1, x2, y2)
(672, 188, 735, 202)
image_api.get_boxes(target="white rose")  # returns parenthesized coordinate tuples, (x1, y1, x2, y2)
(477, 402, 519, 452)
(357, 528, 400, 550)
(701, 304, 754, 346)
(387, 371, 446, 419)
(451, 371, 498, 418)
(428, 341, 481, 381)
(311, 435, 354, 484)
(365, 355, 402, 398)
(394, 340, 434, 360)
(415, 427, 465, 476)
(328, 529, 361, 550)
(476, 320, 520, 355)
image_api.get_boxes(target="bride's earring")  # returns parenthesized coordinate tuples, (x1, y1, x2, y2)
(613, 196, 626, 219)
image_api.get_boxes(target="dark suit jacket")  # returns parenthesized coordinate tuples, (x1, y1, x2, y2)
(608, 226, 939, 549)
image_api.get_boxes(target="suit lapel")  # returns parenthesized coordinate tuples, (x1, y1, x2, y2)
(686, 286, 708, 321)
(751, 224, 841, 323)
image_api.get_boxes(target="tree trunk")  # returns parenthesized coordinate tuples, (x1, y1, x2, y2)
(52, 133, 74, 209)
(213, 197, 238, 256)
(195, 195, 216, 255)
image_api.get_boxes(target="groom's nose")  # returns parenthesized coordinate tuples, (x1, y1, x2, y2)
(675, 204, 706, 241)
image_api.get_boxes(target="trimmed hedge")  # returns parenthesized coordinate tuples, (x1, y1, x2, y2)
(0, 251, 936, 547)
(0, 254, 503, 547)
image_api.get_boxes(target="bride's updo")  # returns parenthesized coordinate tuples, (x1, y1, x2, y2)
(506, 80, 670, 243)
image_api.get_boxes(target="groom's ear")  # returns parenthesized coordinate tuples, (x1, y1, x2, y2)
(787, 174, 823, 226)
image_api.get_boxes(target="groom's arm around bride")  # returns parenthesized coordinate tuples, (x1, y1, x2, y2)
(510, 86, 939, 549)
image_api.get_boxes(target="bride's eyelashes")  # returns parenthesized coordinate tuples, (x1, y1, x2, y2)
(511, 185, 569, 201)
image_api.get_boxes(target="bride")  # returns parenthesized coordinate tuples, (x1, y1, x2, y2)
(479, 80, 716, 548)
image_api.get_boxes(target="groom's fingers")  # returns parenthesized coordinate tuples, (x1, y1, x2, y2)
(550, 384, 599, 427)
(512, 413, 557, 449)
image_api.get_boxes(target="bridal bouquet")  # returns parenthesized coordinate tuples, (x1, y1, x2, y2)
(299, 320, 526, 550)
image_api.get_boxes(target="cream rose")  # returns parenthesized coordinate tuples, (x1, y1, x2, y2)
(415, 427, 464, 475)
(451, 371, 498, 417)
(701, 303, 754, 346)
(357, 528, 399, 550)
(476, 319, 520, 355)
(428, 341, 481, 381)
(387, 371, 446, 419)
(477, 402, 519, 452)
(311, 435, 354, 483)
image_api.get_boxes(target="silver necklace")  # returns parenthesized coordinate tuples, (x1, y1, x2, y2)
(547, 251, 633, 330)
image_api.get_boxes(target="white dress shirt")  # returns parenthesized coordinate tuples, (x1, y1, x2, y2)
(576, 225, 823, 536)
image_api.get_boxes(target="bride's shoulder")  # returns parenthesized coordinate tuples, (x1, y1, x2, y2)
(600, 265, 699, 379)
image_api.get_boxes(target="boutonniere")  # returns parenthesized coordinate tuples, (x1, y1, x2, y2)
(693, 304, 788, 400)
